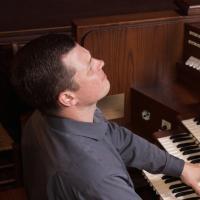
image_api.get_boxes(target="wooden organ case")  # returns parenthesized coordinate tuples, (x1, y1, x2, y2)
(134, 6, 200, 200)
(0, 0, 200, 199)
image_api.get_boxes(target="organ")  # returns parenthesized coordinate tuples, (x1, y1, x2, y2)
(141, 18, 200, 199)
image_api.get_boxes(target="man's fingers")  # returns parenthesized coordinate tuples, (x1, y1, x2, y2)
(191, 183, 200, 196)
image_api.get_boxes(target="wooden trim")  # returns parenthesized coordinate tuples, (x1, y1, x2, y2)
(73, 10, 200, 42)
(0, 26, 71, 44)
(73, 10, 181, 28)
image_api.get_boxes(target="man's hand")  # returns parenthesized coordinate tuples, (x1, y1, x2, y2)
(181, 162, 200, 195)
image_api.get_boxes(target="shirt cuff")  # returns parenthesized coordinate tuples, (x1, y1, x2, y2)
(162, 153, 185, 177)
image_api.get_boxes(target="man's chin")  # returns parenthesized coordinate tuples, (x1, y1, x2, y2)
(102, 83, 111, 99)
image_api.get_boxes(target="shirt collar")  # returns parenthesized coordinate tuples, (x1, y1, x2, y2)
(45, 114, 108, 141)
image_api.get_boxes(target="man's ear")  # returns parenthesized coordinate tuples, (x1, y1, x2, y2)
(58, 90, 78, 107)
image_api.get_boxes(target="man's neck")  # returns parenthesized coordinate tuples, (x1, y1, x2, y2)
(57, 104, 97, 123)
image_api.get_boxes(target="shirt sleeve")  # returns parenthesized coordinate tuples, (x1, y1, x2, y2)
(106, 122, 184, 177)
(47, 172, 142, 200)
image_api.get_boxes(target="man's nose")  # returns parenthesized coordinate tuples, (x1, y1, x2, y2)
(98, 59, 105, 69)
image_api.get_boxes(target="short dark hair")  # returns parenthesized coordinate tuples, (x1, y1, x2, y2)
(11, 34, 78, 112)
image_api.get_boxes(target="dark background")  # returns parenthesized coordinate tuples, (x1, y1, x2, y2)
(0, 0, 177, 32)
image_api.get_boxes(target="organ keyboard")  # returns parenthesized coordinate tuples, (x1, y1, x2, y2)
(143, 131, 200, 199)
(143, 171, 199, 200)
(182, 117, 200, 143)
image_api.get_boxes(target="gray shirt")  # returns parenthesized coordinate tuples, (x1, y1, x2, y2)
(22, 110, 184, 200)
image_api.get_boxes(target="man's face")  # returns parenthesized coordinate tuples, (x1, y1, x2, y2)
(62, 44, 110, 106)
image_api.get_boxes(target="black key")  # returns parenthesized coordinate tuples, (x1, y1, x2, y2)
(194, 116, 200, 124)
(183, 149, 200, 155)
(180, 145, 199, 152)
(170, 133, 190, 139)
(177, 142, 196, 148)
(172, 186, 192, 193)
(188, 155, 200, 161)
(162, 175, 172, 180)
(173, 137, 193, 143)
(169, 183, 187, 189)
(175, 190, 195, 197)
(164, 177, 180, 183)
(191, 159, 200, 163)
(195, 116, 200, 120)
(194, 117, 199, 122)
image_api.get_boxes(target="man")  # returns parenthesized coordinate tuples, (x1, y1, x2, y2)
(11, 34, 200, 200)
